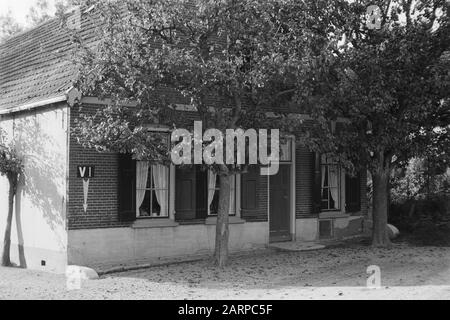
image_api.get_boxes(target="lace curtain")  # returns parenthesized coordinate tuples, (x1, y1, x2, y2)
(136, 161, 150, 215)
(152, 164, 169, 217)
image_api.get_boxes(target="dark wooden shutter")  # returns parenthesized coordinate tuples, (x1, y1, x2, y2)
(312, 152, 322, 214)
(175, 166, 197, 221)
(175, 166, 208, 221)
(118, 154, 136, 221)
(195, 169, 208, 219)
(346, 173, 361, 213)
(241, 166, 260, 219)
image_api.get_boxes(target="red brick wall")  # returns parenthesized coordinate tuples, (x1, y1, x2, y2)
(68, 104, 128, 230)
(68, 104, 366, 230)
(68, 103, 271, 229)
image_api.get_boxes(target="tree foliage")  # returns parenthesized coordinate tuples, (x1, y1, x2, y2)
(292, 0, 450, 170)
(0, 130, 23, 178)
(0, 0, 79, 42)
(0, 147, 23, 178)
(0, 131, 23, 267)
(72, 0, 354, 161)
(0, 10, 24, 42)
(286, 0, 450, 246)
(69, 0, 450, 252)
(26, 0, 53, 26)
(391, 157, 449, 203)
(71, 0, 320, 266)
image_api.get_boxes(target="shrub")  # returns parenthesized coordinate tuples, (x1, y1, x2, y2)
(389, 158, 450, 234)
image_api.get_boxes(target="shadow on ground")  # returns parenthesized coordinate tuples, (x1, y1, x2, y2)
(103, 240, 450, 290)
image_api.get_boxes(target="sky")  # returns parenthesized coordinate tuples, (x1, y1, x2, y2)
(0, 0, 56, 25)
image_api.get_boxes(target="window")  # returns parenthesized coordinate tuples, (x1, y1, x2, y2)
(320, 155, 341, 211)
(175, 166, 236, 221)
(136, 162, 170, 218)
(117, 131, 171, 221)
(207, 171, 236, 216)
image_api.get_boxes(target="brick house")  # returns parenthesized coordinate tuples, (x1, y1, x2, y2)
(0, 14, 367, 273)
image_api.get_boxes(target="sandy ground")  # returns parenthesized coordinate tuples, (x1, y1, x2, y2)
(1, 241, 450, 300)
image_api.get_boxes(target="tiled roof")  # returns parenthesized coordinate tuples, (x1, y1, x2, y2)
(0, 10, 97, 112)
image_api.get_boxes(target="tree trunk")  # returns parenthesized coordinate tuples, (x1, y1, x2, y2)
(2, 174, 17, 267)
(214, 173, 232, 268)
(371, 167, 391, 247)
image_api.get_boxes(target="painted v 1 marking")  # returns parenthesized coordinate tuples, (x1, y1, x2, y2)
(83, 179, 90, 213)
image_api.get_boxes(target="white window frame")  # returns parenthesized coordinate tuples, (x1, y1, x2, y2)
(135, 129, 172, 219)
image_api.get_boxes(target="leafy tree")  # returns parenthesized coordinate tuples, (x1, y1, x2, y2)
(0, 132, 23, 267)
(0, 10, 24, 42)
(70, 0, 328, 267)
(26, 0, 52, 26)
(290, 0, 450, 246)
(0, 0, 77, 42)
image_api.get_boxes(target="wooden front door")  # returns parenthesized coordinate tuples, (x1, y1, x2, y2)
(269, 165, 291, 242)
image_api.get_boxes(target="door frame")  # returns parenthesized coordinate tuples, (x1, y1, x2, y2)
(267, 136, 296, 243)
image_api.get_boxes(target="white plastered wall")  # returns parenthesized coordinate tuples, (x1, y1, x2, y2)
(0, 104, 69, 273)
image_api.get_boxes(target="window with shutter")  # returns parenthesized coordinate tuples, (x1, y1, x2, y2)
(313, 153, 343, 212)
(175, 165, 209, 221)
(119, 131, 171, 221)
(320, 155, 341, 211)
(175, 166, 238, 221)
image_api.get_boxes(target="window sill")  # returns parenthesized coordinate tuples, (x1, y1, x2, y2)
(319, 212, 350, 219)
(205, 216, 246, 225)
(176, 219, 206, 226)
(132, 219, 179, 229)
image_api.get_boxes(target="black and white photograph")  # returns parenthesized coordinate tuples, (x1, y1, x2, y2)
(0, 0, 449, 304)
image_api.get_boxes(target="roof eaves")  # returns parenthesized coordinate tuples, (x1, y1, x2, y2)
(0, 87, 82, 116)
(0, 94, 68, 116)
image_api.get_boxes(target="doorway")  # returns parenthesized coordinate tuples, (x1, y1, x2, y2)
(269, 164, 292, 242)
